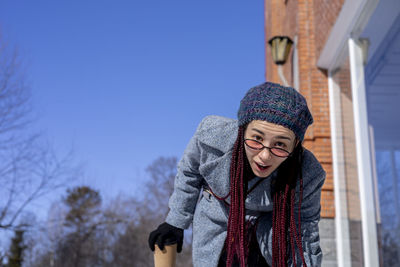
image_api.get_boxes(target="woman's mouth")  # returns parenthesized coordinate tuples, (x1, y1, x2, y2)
(255, 162, 270, 172)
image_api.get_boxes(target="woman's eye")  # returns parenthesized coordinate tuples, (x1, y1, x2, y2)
(275, 142, 286, 148)
(254, 135, 262, 141)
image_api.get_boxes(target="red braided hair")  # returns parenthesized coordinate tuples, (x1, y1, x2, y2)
(224, 126, 307, 267)
(271, 143, 307, 267)
(225, 126, 247, 267)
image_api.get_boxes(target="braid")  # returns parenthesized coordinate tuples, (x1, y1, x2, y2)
(226, 126, 248, 267)
(272, 144, 307, 267)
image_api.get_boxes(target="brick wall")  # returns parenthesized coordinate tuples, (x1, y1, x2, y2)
(264, 0, 345, 218)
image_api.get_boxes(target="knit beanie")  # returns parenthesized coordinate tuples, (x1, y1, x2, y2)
(237, 82, 313, 141)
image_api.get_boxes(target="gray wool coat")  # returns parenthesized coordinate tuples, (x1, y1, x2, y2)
(165, 115, 326, 267)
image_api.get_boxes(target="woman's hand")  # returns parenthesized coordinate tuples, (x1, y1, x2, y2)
(148, 222, 184, 253)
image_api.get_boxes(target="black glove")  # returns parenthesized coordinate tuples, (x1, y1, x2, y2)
(148, 222, 184, 253)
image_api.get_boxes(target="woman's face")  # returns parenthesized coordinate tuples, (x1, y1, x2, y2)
(244, 120, 297, 178)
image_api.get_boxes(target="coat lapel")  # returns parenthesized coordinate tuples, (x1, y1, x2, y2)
(196, 116, 238, 199)
(199, 150, 232, 198)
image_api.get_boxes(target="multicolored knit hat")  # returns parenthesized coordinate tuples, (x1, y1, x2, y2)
(237, 82, 313, 141)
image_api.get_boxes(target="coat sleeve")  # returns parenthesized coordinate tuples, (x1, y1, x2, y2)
(293, 168, 325, 267)
(257, 155, 326, 267)
(165, 119, 206, 230)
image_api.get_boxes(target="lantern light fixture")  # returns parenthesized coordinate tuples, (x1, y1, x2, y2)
(268, 36, 293, 65)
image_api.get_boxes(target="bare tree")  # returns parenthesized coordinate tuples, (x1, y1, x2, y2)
(27, 157, 192, 267)
(142, 156, 177, 221)
(140, 156, 193, 267)
(99, 156, 192, 267)
(0, 35, 80, 231)
(31, 186, 129, 267)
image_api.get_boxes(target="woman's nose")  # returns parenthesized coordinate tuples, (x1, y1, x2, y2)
(258, 147, 272, 161)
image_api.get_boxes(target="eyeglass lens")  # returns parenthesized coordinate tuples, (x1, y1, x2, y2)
(244, 139, 289, 157)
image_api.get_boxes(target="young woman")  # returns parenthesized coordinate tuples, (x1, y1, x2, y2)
(148, 82, 325, 267)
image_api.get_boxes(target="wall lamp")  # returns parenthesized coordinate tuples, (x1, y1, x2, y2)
(268, 36, 293, 86)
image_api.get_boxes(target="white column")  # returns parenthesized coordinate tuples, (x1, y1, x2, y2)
(328, 74, 352, 267)
(348, 37, 380, 267)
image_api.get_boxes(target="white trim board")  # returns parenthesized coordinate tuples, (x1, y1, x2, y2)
(317, 0, 379, 70)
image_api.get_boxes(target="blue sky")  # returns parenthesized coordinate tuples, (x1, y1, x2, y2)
(0, 1, 265, 202)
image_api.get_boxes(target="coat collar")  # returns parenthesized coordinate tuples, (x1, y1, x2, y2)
(196, 116, 239, 154)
